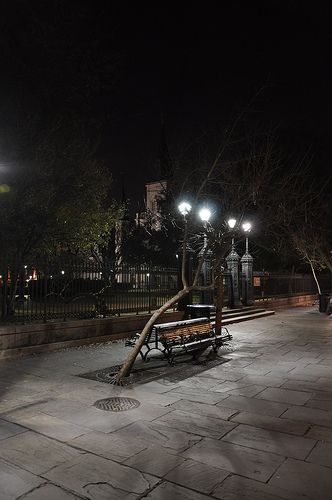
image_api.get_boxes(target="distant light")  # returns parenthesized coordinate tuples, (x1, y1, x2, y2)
(0, 184, 10, 193)
(227, 218, 237, 229)
(146, 273, 150, 277)
(61, 270, 65, 275)
(29, 275, 32, 280)
(242, 222, 252, 232)
(24, 265, 27, 269)
(175, 254, 179, 259)
(0, 275, 2, 279)
(178, 201, 192, 216)
(198, 207, 212, 222)
(100, 272, 102, 275)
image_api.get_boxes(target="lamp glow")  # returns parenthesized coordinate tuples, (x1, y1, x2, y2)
(178, 201, 192, 216)
(198, 207, 212, 222)
(227, 218, 237, 229)
(242, 222, 252, 232)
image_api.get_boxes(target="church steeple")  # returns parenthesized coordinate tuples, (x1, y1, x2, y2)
(157, 118, 173, 180)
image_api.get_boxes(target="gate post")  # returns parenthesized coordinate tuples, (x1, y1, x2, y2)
(241, 237, 254, 306)
(226, 240, 241, 308)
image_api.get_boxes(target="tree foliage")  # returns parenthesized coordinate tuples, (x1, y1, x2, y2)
(0, 123, 122, 266)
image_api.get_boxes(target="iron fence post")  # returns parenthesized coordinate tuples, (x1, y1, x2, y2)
(148, 266, 151, 314)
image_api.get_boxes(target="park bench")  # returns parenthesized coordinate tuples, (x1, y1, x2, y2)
(126, 317, 232, 364)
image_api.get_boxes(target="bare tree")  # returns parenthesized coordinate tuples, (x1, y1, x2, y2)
(112, 126, 286, 384)
(113, 113, 331, 384)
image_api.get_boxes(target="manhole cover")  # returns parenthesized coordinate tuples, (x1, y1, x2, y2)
(94, 397, 140, 412)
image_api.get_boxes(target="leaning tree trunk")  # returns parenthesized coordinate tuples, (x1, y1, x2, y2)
(308, 259, 321, 295)
(113, 287, 190, 384)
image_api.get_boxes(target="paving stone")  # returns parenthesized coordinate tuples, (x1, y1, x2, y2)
(169, 399, 238, 420)
(44, 453, 158, 499)
(177, 376, 221, 390)
(226, 351, 260, 358)
(252, 361, 298, 374)
(124, 446, 185, 476)
(307, 441, 332, 468)
(0, 418, 26, 440)
(222, 423, 316, 459)
(230, 411, 310, 436)
(282, 406, 332, 428)
(38, 398, 172, 433)
(212, 474, 305, 500)
(187, 366, 229, 381)
(217, 395, 288, 417)
(224, 365, 271, 376)
(120, 388, 182, 406)
(306, 425, 332, 442)
(165, 459, 229, 494)
(310, 390, 332, 401)
(135, 380, 181, 393)
(21, 483, 82, 499)
(69, 429, 148, 462)
(306, 399, 332, 412)
(227, 384, 266, 397)
(167, 386, 228, 404)
(292, 364, 332, 377)
(0, 458, 44, 500)
(58, 386, 123, 405)
(211, 369, 248, 382)
(111, 420, 202, 453)
(182, 437, 285, 482)
(217, 357, 254, 367)
(316, 377, 332, 389)
(256, 387, 312, 405)
(144, 480, 211, 499)
(269, 457, 332, 499)
(156, 409, 237, 439)
(281, 380, 327, 393)
(0, 431, 82, 474)
(280, 351, 312, 362)
(9, 412, 87, 441)
(237, 374, 287, 388)
(269, 371, 319, 382)
(3, 404, 45, 424)
(29, 397, 87, 417)
(211, 381, 261, 393)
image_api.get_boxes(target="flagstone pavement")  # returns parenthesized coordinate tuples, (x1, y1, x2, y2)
(0, 307, 332, 499)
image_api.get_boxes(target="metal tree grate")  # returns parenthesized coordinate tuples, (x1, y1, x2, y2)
(94, 397, 140, 412)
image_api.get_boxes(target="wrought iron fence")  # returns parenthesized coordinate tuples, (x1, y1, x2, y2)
(253, 272, 332, 298)
(0, 259, 179, 323)
(0, 256, 330, 325)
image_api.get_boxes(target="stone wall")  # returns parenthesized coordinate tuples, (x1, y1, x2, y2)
(0, 311, 184, 360)
(255, 294, 317, 309)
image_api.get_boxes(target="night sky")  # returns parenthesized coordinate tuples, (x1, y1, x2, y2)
(1, 2, 331, 208)
(105, 3, 331, 207)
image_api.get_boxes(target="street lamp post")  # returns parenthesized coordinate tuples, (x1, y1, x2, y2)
(241, 222, 254, 306)
(177, 202, 193, 312)
(177, 202, 254, 312)
(198, 207, 213, 304)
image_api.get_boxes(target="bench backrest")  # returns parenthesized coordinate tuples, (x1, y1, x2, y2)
(154, 317, 210, 331)
(160, 322, 213, 342)
(153, 318, 213, 343)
